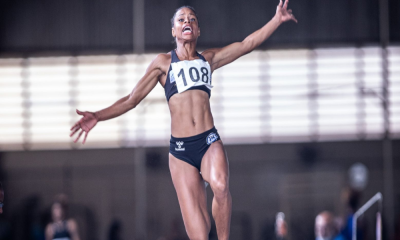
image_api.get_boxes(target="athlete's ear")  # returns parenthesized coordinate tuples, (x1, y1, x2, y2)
(198, 28, 200, 36)
(172, 28, 176, 38)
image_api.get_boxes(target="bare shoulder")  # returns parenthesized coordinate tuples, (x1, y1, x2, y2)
(154, 52, 171, 62)
(150, 52, 171, 71)
(45, 223, 53, 234)
(46, 223, 53, 232)
(200, 48, 218, 63)
(67, 218, 78, 230)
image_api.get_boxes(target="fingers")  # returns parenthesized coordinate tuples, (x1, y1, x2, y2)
(70, 125, 80, 137)
(76, 109, 84, 115)
(82, 131, 89, 144)
(70, 121, 80, 131)
(283, 0, 289, 9)
(278, 0, 283, 8)
(71, 127, 90, 144)
(74, 129, 84, 143)
(288, 9, 297, 23)
(291, 13, 298, 23)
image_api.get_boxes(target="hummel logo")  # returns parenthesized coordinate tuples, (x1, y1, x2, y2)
(175, 141, 185, 151)
(170, 71, 176, 83)
(206, 132, 218, 145)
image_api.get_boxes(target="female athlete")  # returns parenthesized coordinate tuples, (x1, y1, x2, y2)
(45, 195, 80, 240)
(70, 1, 296, 239)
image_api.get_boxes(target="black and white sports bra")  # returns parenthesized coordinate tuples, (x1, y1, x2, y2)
(164, 50, 213, 101)
(52, 221, 71, 240)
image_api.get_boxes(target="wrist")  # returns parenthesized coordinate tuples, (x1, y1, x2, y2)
(272, 15, 283, 25)
(94, 111, 101, 121)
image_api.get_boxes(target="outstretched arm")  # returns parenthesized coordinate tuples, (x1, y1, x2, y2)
(70, 54, 167, 144)
(202, 0, 297, 72)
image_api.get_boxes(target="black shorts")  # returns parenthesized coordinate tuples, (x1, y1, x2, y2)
(169, 127, 221, 171)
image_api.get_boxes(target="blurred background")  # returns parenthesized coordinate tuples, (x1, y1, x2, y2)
(0, 0, 399, 240)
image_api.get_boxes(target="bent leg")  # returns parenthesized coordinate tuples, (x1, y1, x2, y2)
(200, 140, 232, 240)
(169, 154, 211, 240)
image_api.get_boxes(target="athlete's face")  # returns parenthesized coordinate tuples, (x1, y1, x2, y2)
(172, 8, 200, 42)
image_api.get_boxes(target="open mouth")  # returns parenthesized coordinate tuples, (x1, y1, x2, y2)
(182, 26, 192, 33)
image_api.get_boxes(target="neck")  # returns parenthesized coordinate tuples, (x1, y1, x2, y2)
(175, 40, 197, 60)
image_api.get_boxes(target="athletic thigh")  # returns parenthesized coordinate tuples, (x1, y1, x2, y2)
(169, 153, 211, 238)
(200, 140, 229, 188)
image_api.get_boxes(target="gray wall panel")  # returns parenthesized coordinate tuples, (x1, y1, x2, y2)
(0, 0, 390, 55)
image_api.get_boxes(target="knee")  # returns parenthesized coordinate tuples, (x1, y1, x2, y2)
(210, 176, 229, 198)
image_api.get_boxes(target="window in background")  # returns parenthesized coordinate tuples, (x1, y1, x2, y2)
(389, 47, 400, 138)
(0, 47, 398, 150)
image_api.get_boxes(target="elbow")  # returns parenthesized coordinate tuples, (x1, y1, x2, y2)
(127, 99, 138, 110)
(127, 95, 139, 109)
(241, 39, 255, 55)
(243, 48, 252, 55)
(241, 47, 253, 56)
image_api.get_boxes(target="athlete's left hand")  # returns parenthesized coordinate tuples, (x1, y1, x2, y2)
(275, 0, 297, 23)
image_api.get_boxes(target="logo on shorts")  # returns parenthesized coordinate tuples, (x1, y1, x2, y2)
(206, 132, 218, 145)
(169, 70, 176, 83)
(175, 141, 185, 151)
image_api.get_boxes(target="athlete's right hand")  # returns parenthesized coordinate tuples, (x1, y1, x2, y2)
(70, 109, 98, 144)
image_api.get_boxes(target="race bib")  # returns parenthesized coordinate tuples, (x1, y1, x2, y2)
(171, 59, 213, 93)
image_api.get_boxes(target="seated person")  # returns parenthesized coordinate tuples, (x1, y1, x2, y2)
(315, 211, 345, 240)
(45, 194, 80, 240)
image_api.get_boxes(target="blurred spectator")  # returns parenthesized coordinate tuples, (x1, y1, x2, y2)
(275, 212, 288, 240)
(339, 188, 365, 240)
(45, 194, 80, 240)
(0, 181, 11, 240)
(0, 182, 3, 214)
(108, 219, 123, 240)
(315, 211, 344, 240)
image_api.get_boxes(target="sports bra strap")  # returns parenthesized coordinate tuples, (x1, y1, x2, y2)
(171, 50, 180, 62)
(172, 50, 206, 62)
(196, 52, 206, 61)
